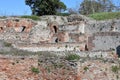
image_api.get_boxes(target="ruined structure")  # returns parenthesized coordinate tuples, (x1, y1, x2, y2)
(0, 15, 120, 52)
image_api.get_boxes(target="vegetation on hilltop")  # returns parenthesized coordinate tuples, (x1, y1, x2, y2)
(88, 12, 120, 20)
(79, 0, 119, 15)
(21, 15, 40, 20)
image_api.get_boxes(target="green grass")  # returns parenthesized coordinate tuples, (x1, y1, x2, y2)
(4, 42, 12, 47)
(88, 12, 120, 20)
(84, 66, 89, 71)
(66, 54, 80, 61)
(31, 67, 40, 74)
(0, 16, 7, 19)
(111, 65, 120, 73)
(21, 15, 40, 20)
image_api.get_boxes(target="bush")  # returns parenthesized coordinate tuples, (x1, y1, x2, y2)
(84, 66, 89, 71)
(21, 15, 40, 20)
(111, 65, 120, 73)
(0, 16, 6, 19)
(88, 12, 120, 20)
(31, 67, 40, 74)
(66, 54, 80, 61)
(4, 42, 12, 47)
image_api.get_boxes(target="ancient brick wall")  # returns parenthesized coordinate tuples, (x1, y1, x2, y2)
(88, 32, 120, 51)
(0, 18, 36, 33)
(6, 19, 36, 32)
(0, 18, 36, 42)
(85, 20, 120, 34)
(2, 15, 120, 52)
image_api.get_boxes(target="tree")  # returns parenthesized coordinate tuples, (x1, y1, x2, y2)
(79, 0, 102, 15)
(97, 0, 115, 12)
(79, 0, 115, 15)
(25, 0, 66, 16)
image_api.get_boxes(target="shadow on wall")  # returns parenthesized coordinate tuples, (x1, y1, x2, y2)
(116, 45, 120, 57)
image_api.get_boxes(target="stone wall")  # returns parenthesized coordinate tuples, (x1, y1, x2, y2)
(28, 15, 86, 44)
(29, 21, 51, 43)
(69, 33, 87, 43)
(59, 21, 85, 34)
(87, 32, 120, 51)
(0, 18, 36, 42)
(40, 16, 68, 25)
(85, 19, 120, 35)
(0, 15, 120, 52)
(13, 42, 86, 52)
(0, 18, 36, 33)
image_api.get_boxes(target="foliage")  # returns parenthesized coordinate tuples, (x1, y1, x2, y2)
(53, 63, 64, 69)
(84, 66, 89, 71)
(65, 45, 68, 48)
(111, 65, 120, 73)
(0, 16, 7, 19)
(88, 12, 120, 20)
(97, 0, 115, 12)
(31, 67, 40, 74)
(66, 54, 80, 61)
(4, 42, 12, 47)
(25, 0, 66, 16)
(21, 15, 40, 20)
(79, 0, 115, 15)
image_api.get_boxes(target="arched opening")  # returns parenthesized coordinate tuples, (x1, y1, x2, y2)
(116, 46, 120, 57)
(85, 44, 88, 51)
(53, 26, 57, 33)
(55, 38, 58, 43)
(0, 27, 3, 30)
(21, 26, 26, 32)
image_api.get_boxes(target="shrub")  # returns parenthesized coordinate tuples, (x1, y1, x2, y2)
(84, 66, 89, 71)
(4, 42, 12, 47)
(66, 54, 80, 61)
(21, 15, 40, 20)
(0, 16, 6, 19)
(65, 45, 68, 48)
(53, 63, 64, 69)
(111, 65, 120, 73)
(31, 67, 40, 74)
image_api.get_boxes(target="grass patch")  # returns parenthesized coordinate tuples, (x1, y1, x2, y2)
(0, 16, 7, 19)
(66, 54, 80, 61)
(4, 42, 12, 47)
(31, 67, 40, 74)
(84, 66, 89, 71)
(88, 12, 120, 20)
(111, 65, 120, 73)
(21, 15, 40, 20)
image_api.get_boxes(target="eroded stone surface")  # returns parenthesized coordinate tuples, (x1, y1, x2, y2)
(0, 15, 120, 52)
(0, 53, 119, 80)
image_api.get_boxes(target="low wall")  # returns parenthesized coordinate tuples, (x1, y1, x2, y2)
(13, 42, 86, 52)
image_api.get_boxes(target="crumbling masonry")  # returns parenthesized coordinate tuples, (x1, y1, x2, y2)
(0, 15, 120, 52)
